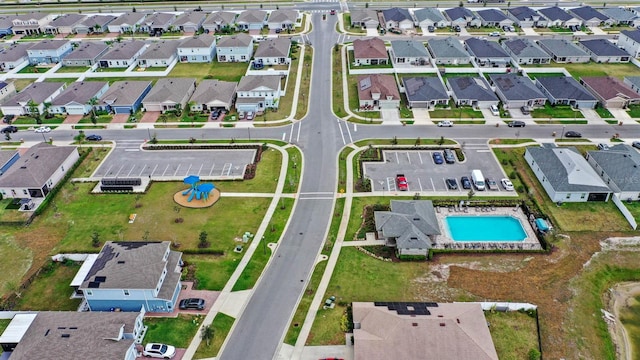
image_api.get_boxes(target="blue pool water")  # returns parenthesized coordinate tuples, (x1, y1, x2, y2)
(445, 216, 527, 242)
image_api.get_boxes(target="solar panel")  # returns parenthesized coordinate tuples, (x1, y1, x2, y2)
(360, 77, 372, 91)
(94, 276, 106, 282)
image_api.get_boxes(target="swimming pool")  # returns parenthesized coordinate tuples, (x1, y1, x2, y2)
(445, 215, 527, 242)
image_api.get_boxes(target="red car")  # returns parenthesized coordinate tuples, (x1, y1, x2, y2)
(396, 174, 408, 191)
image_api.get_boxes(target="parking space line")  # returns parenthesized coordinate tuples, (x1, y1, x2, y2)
(418, 178, 423, 191)
(138, 166, 145, 176)
(103, 164, 113, 177)
(162, 164, 170, 176)
(126, 165, 136, 177)
(430, 178, 435, 191)
(185, 164, 192, 175)
(418, 152, 423, 164)
(174, 164, 181, 176)
(222, 163, 231, 176)
(114, 164, 125, 177)
(395, 152, 399, 164)
(406, 152, 411, 165)
(209, 164, 215, 176)
(197, 164, 203, 175)
(151, 164, 158, 176)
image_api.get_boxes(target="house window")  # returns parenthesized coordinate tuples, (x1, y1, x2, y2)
(23, 189, 27, 195)
(86, 290, 92, 296)
(566, 193, 571, 199)
(123, 289, 130, 296)
(580, 193, 586, 199)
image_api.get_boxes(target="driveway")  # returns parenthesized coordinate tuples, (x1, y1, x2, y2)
(136, 348, 187, 360)
(366, 28, 378, 36)
(140, 111, 161, 123)
(380, 108, 401, 124)
(610, 108, 633, 124)
(111, 114, 130, 123)
(63, 114, 83, 124)
(145, 282, 220, 318)
(521, 27, 537, 36)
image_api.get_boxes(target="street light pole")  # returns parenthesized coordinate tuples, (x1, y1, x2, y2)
(561, 125, 566, 140)
(379, 181, 385, 196)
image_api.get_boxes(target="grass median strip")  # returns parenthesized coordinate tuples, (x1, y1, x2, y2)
(194, 313, 235, 358)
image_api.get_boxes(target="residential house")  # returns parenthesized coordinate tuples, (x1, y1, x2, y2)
(600, 8, 640, 27)
(62, 42, 109, 67)
(535, 76, 597, 108)
(464, 37, 511, 67)
(525, 146, 612, 202)
(142, 78, 196, 113)
(538, 6, 581, 28)
(0, 142, 79, 203)
(506, 6, 546, 28)
(414, 8, 449, 29)
(349, 9, 379, 29)
(0, 42, 34, 71)
(0, 149, 19, 176)
(236, 9, 267, 30)
(216, 33, 254, 62)
(44, 13, 86, 35)
(373, 200, 440, 257)
(137, 12, 176, 35)
(446, 76, 499, 109)
(203, 11, 237, 33)
(235, 75, 282, 112)
(502, 38, 551, 65)
(0, 16, 13, 36)
(98, 40, 147, 68)
(11, 11, 55, 35)
(357, 74, 400, 109)
(178, 35, 216, 63)
(569, 6, 612, 27)
(78, 241, 183, 313)
(107, 11, 147, 33)
(352, 302, 499, 360)
(172, 11, 206, 33)
(586, 144, 640, 201)
(443, 7, 481, 28)
(73, 15, 117, 34)
(390, 40, 429, 65)
(427, 37, 471, 65)
(189, 79, 237, 111)
(488, 73, 546, 109)
(267, 9, 299, 30)
(0, 82, 66, 116)
(402, 76, 448, 109)
(0, 310, 145, 360)
(96, 80, 152, 114)
(49, 81, 109, 115)
(352, 37, 388, 65)
(381, 8, 414, 31)
(27, 39, 72, 65)
(623, 76, 640, 94)
(617, 30, 640, 58)
(476, 9, 513, 28)
(137, 40, 180, 68)
(578, 39, 630, 63)
(254, 37, 291, 65)
(0, 81, 16, 102)
(580, 76, 640, 109)
(538, 38, 590, 63)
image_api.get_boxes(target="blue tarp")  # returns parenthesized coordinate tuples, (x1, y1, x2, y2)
(535, 218, 549, 232)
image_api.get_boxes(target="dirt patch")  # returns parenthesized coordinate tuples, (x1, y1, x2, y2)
(607, 282, 640, 360)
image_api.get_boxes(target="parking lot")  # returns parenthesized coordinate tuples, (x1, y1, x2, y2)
(362, 149, 509, 194)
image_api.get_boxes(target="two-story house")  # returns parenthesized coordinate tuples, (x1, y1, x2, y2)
(235, 75, 282, 113)
(216, 33, 254, 62)
(27, 40, 73, 65)
(98, 40, 147, 68)
(178, 36, 216, 63)
(618, 29, 640, 58)
(11, 11, 55, 35)
(254, 37, 291, 65)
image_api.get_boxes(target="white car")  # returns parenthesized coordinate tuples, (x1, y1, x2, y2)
(143, 343, 176, 359)
(501, 178, 514, 191)
(489, 32, 500, 37)
(437, 120, 453, 127)
(34, 126, 51, 133)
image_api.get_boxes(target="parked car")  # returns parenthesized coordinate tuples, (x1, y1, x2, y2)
(597, 143, 610, 150)
(564, 131, 582, 138)
(3, 114, 14, 123)
(396, 174, 408, 191)
(460, 176, 472, 190)
(446, 178, 458, 190)
(1, 125, 18, 133)
(489, 31, 500, 37)
(85, 134, 102, 141)
(508, 120, 525, 127)
(501, 178, 514, 191)
(520, 106, 530, 115)
(34, 126, 51, 133)
(485, 178, 498, 191)
(633, 141, 640, 149)
(143, 343, 176, 359)
(453, 25, 461, 32)
(246, 112, 254, 120)
(427, 25, 435, 33)
(437, 120, 453, 127)
(432, 152, 444, 164)
(489, 104, 500, 116)
(443, 149, 456, 164)
(330, 9, 336, 15)
(179, 298, 206, 310)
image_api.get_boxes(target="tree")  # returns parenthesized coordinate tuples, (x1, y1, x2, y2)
(201, 325, 214, 346)
(91, 231, 100, 247)
(174, 103, 183, 117)
(467, 189, 475, 200)
(88, 97, 98, 125)
(198, 231, 209, 248)
(27, 99, 41, 124)
(74, 130, 85, 145)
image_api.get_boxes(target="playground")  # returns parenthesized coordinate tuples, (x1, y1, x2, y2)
(174, 175, 221, 209)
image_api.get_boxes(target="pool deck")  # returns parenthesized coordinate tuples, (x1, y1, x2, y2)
(433, 206, 543, 251)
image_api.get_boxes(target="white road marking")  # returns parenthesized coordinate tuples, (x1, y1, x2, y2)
(418, 152, 423, 164)
(185, 164, 192, 175)
(151, 164, 158, 176)
(353, 123, 357, 132)
(296, 121, 302, 142)
(395, 152, 399, 163)
(337, 121, 346, 145)
(126, 165, 136, 177)
(103, 164, 114, 176)
(406, 151, 411, 165)
(289, 124, 295, 143)
(115, 164, 125, 177)
(162, 164, 170, 176)
(418, 178, 423, 191)
(197, 164, 203, 175)
(174, 164, 181, 176)
(345, 121, 353, 143)
(282, 132, 286, 141)
(430, 178, 435, 190)
(209, 164, 215, 176)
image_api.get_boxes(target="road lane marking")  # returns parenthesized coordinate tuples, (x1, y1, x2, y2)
(126, 165, 136, 177)
(418, 178, 423, 191)
(197, 164, 203, 175)
(289, 124, 295, 143)
(151, 164, 158, 176)
(296, 121, 302, 142)
(337, 121, 346, 145)
(282, 132, 286, 141)
(345, 121, 353, 143)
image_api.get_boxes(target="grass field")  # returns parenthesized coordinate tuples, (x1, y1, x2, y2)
(563, 62, 640, 80)
(486, 310, 540, 360)
(168, 61, 248, 83)
(56, 66, 89, 73)
(628, 105, 640, 118)
(144, 314, 202, 348)
(619, 294, 640, 358)
(13, 261, 82, 311)
(194, 313, 235, 358)
(0, 233, 32, 300)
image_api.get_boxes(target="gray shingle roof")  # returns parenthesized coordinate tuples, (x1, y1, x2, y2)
(465, 38, 509, 58)
(488, 74, 545, 101)
(390, 40, 428, 58)
(79, 14, 117, 28)
(0, 142, 76, 188)
(374, 200, 440, 250)
(109, 12, 146, 26)
(0, 16, 13, 30)
(99, 40, 146, 60)
(503, 38, 550, 58)
(570, 6, 609, 21)
(2, 82, 65, 106)
(203, 11, 237, 27)
(587, 144, 640, 192)
(476, 9, 508, 22)
(579, 38, 629, 56)
(141, 12, 175, 28)
(381, 7, 412, 22)
(255, 37, 291, 58)
(14, 11, 50, 22)
(51, 81, 108, 106)
(402, 76, 448, 102)
(49, 13, 86, 27)
(536, 76, 596, 101)
(621, 29, 640, 43)
(413, 8, 446, 23)
(190, 79, 236, 106)
(172, 11, 206, 27)
(28, 39, 70, 51)
(217, 33, 253, 48)
(237, 9, 267, 24)
(538, 39, 589, 57)
(350, 9, 379, 24)
(427, 37, 469, 58)
(138, 40, 180, 60)
(600, 8, 638, 22)
(444, 7, 474, 21)
(538, 6, 573, 21)
(144, 78, 195, 103)
(179, 35, 215, 49)
(268, 9, 298, 23)
(0, 42, 34, 62)
(625, 76, 640, 89)
(507, 6, 538, 21)
(447, 76, 498, 101)
(99, 80, 151, 107)
(237, 75, 281, 92)
(64, 42, 109, 60)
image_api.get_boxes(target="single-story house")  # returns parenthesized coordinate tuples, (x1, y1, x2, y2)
(96, 80, 152, 114)
(352, 37, 388, 66)
(374, 200, 440, 257)
(106, 11, 147, 33)
(79, 241, 183, 313)
(443, 7, 481, 28)
(446, 76, 499, 109)
(390, 40, 429, 65)
(137, 12, 176, 35)
(49, 81, 109, 115)
(216, 33, 254, 62)
(73, 15, 117, 34)
(97, 40, 147, 68)
(616, 30, 640, 58)
(538, 6, 581, 28)
(0, 82, 66, 116)
(236, 9, 267, 30)
(27, 39, 73, 65)
(357, 74, 400, 110)
(502, 38, 551, 64)
(0, 310, 145, 360)
(352, 302, 499, 360)
(0, 42, 34, 71)
(202, 11, 237, 33)
(254, 37, 291, 65)
(569, 6, 613, 27)
(349, 9, 379, 29)
(525, 146, 612, 202)
(414, 8, 449, 29)
(537, 38, 590, 63)
(600, 7, 640, 27)
(44, 13, 86, 35)
(267, 9, 299, 30)
(0, 81, 16, 102)
(402, 76, 449, 109)
(578, 39, 630, 63)
(465, 37, 511, 67)
(580, 76, 640, 109)
(142, 77, 196, 113)
(11, 11, 55, 35)
(623, 76, 640, 94)
(476, 9, 513, 28)
(62, 41, 109, 67)
(488, 73, 546, 109)
(0, 142, 79, 203)
(189, 79, 237, 112)
(586, 144, 640, 200)
(137, 40, 180, 68)
(535, 76, 597, 108)
(381, 7, 414, 30)
(235, 75, 282, 112)
(427, 36, 471, 65)
(506, 6, 546, 28)
(178, 35, 216, 63)
(172, 11, 207, 33)
(0, 16, 13, 36)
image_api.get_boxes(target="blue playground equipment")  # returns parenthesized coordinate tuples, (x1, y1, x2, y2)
(182, 175, 215, 202)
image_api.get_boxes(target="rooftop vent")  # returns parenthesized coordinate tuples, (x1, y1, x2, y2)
(439, 323, 445, 327)
(412, 323, 418, 327)
(61, 334, 70, 338)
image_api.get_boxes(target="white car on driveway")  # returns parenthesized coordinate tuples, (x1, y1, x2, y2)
(34, 126, 51, 133)
(437, 120, 453, 127)
(143, 343, 176, 359)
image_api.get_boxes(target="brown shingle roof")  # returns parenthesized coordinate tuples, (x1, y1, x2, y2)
(353, 37, 387, 59)
(357, 74, 399, 101)
(581, 76, 640, 101)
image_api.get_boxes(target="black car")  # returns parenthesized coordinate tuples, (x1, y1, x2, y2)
(446, 178, 458, 190)
(453, 25, 461, 32)
(427, 25, 435, 33)
(508, 121, 525, 127)
(1, 125, 18, 133)
(443, 149, 456, 164)
(565, 131, 582, 138)
(3, 114, 14, 123)
(179, 298, 205, 310)
(633, 141, 640, 150)
(86, 134, 102, 141)
(461, 176, 472, 190)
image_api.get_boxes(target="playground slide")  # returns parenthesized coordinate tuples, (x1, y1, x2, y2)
(188, 191, 196, 202)
(182, 188, 193, 196)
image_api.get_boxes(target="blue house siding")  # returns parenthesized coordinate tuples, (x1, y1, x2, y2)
(29, 47, 73, 64)
(0, 27, 12, 36)
(103, 82, 151, 114)
(0, 152, 19, 175)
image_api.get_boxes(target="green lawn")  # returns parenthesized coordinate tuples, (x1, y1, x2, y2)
(193, 313, 235, 359)
(56, 66, 90, 73)
(342, 14, 365, 34)
(430, 107, 484, 119)
(168, 61, 248, 83)
(144, 314, 202, 348)
(43, 77, 78, 84)
(338, 147, 355, 192)
(0, 233, 33, 299)
(332, 45, 348, 118)
(595, 106, 614, 119)
(486, 310, 540, 360)
(294, 46, 312, 120)
(283, 147, 302, 194)
(562, 62, 640, 80)
(270, 44, 303, 120)
(628, 105, 640, 118)
(13, 261, 82, 311)
(13, 115, 66, 125)
(17, 65, 50, 74)
(531, 104, 584, 119)
(78, 114, 112, 124)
